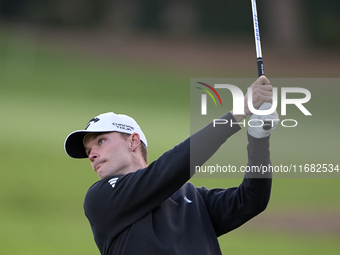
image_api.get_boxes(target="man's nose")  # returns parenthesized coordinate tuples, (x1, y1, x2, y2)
(89, 150, 99, 161)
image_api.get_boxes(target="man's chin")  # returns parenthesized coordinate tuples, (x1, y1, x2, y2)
(97, 168, 116, 180)
(96, 168, 107, 180)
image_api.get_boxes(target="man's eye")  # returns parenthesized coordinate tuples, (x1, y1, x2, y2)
(98, 139, 105, 145)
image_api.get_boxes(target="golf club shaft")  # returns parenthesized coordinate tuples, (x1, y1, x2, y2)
(251, 0, 272, 130)
(251, 0, 264, 77)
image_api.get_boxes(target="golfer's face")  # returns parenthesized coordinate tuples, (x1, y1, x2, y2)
(84, 132, 131, 179)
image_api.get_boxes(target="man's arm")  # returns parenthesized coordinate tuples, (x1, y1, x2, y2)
(196, 76, 276, 236)
(197, 134, 272, 236)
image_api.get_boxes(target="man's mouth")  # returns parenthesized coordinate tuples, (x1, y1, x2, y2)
(94, 161, 105, 172)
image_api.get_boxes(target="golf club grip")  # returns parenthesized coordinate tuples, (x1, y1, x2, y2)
(257, 57, 264, 77)
(256, 58, 272, 130)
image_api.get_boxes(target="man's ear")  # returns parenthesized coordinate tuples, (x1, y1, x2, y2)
(129, 133, 141, 152)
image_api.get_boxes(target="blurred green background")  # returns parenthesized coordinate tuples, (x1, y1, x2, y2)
(1, 1, 340, 254)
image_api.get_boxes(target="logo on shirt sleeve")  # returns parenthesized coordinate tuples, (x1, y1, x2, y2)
(108, 178, 119, 188)
(184, 196, 192, 204)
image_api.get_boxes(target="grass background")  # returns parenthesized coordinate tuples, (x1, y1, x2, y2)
(1, 28, 339, 254)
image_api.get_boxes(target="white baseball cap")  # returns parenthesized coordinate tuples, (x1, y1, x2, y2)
(64, 112, 147, 158)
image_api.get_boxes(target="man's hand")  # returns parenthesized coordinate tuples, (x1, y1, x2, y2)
(244, 76, 273, 116)
(232, 76, 273, 122)
(248, 103, 279, 138)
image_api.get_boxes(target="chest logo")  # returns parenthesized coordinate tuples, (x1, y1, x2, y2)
(108, 178, 119, 188)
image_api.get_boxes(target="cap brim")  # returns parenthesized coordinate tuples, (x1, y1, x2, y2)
(64, 131, 90, 159)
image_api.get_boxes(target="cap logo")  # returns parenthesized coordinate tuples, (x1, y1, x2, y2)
(85, 117, 100, 130)
(112, 123, 134, 132)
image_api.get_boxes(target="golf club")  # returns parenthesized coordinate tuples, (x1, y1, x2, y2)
(251, 0, 272, 130)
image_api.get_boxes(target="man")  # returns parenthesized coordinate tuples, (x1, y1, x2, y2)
(64, 76, 278, 255)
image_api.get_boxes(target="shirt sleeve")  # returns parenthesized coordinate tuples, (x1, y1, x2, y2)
(196, 133, 272, 237)
(84, 112, 242, 237)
